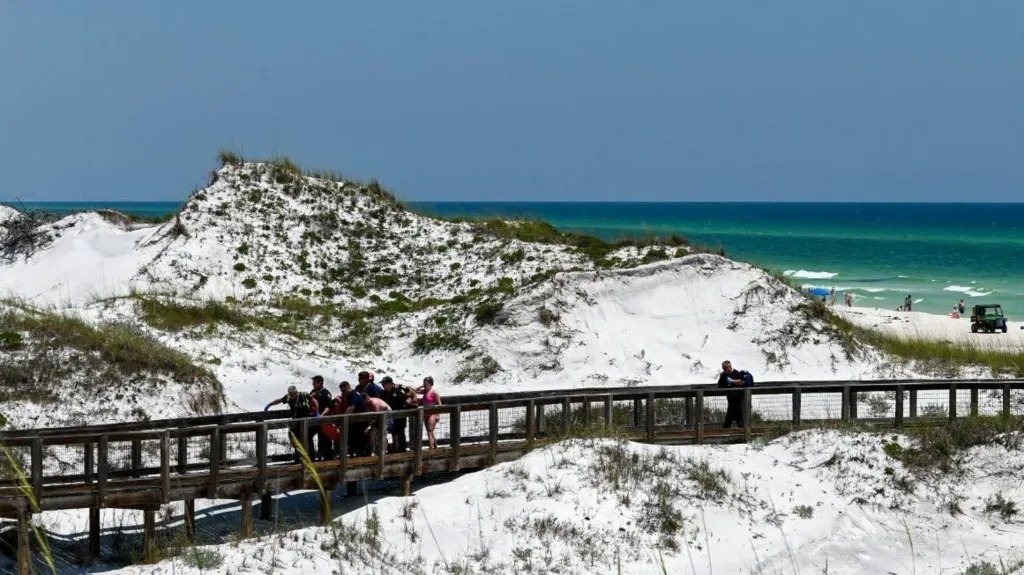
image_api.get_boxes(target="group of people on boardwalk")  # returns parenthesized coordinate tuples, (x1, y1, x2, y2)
(265, 371, 442, 462)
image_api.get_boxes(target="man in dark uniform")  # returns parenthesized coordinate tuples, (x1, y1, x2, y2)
(338, 381, 370, 456)
(717, 360, 747, 429)
(309, 375, 333, 460)
(264, 385, 319, 461)
(380, 376, 410, 452)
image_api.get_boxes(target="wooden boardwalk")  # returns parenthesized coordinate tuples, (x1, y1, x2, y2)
(1, 378, 1022, 573)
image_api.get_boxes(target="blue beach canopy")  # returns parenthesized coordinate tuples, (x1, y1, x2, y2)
(808, 287, 830, 296)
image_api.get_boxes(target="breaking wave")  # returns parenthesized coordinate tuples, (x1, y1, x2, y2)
(943, 285, 993, 298)
(784, 270, 838, 279)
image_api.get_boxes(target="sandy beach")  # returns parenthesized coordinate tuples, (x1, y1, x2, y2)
(836, 304, 1024, 352)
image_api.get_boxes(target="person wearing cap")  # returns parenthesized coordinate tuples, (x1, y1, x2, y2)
(309, 375, 334, 461)
(380, 376, 410, 453)
(264, 385, 319, 462)
(357, 370, 384, 399)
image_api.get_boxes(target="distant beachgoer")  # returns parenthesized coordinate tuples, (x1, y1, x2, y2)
(958, 299, 966, 314)
(951, 305, 960, 319)
(844, 292, 853, 307)
(829, 287, 836, 305)
(904, 295, 913, 312)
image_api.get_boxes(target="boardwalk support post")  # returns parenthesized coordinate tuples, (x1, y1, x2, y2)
(909, 389, 918, 419)
(970, 387, 979, 417)
(604, 394, 614, 430)
(241, 492, 254, 537)
(1004, 382, 1012, 418)
(143, 506, 156, 563)
(184, 499, 196, 541)
(17, 510, 31, 575)
(89, 506, 101, 561)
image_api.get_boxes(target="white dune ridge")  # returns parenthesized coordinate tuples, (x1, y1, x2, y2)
(3, 162, 1024, 574)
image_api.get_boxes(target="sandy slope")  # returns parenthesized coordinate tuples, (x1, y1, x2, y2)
(21, 431, 1024, 575)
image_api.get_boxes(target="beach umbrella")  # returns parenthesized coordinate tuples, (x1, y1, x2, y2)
(808, 287, 830, 297)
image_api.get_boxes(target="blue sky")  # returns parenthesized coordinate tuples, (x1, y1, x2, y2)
(2, 2, 1021, 202)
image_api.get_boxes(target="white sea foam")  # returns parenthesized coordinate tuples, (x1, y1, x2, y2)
(944, 285, 993, 298)
(863, 287, 888, 293)
(784, 269, 838, 279)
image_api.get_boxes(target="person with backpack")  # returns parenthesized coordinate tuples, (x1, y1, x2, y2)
(380, 376, 410, 452)
(309, 375, 334, 461)
(717, 360, 752, 429)
(264, 385, 319, 462)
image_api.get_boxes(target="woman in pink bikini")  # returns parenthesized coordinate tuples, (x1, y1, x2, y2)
(418, 376, 442, 449)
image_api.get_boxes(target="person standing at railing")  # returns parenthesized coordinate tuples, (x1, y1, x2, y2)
(264, 385, 319, 462)
(309, 375, 334, 461)
(363, 392, 392, 455)
(717, 360, 748, 429)
(380, 376, 411, 453)
(338, 381, 370, 457)
(417, 376, 442, 449)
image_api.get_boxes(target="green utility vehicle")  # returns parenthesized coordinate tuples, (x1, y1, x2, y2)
(970, 304, 1008, 333)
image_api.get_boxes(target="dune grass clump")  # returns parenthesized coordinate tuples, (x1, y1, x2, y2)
(799, 299, 1024, 377)
(1, 302, 218, 389)
(886, 416, 1024, 475)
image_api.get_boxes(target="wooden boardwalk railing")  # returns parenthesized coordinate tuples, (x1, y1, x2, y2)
(1, 378, 1022, 573)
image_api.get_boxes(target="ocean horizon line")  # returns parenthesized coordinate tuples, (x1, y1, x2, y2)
(5, 199, 1024, 206)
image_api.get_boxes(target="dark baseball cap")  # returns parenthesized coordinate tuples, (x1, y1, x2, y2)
(381, 376, 394, 385)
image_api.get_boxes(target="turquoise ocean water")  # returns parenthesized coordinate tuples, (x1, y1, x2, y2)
(10, 201, 1024, 317)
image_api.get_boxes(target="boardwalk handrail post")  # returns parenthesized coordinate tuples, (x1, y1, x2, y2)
(160, 431, 171, 504)
(645, 393, 656, 442)
(488, 403, 499, 464)
(695, 391, 704, 445)
(632, 398, 642, 428)
(377, 412, 388, 478)
(84, 441, 94, 484)
(131, 438, 143, 478)
(582, 396, 591, 427)
(1003, 382, 1012, 418)
(450, 406, 462, 471)
(742, 388, 752, 442)
(604, 394, 614, 430)
(177, 433, 188, 475)
(17, 509, 31, 575)
(208, 427, 221, 498)
(30, 437, 43, 504)
(792, 388, 802, 428)
(561, 397, 571, 430)
(97, 434, 108, 507)
(895, 384, 904, 428)
(536, 401, 546, 437)
(525, 399, 536, 447)
(949, 383, 958, 420)
(339, 417, 351, 486)
(970, 387, 979, 418)
(841, 386, 851, 421)
(909, 389, 918, 419)
(412, 408, 424, 474)
(685, 396, 694, 428)
(256, 423, 268, 494)
(849, 388, 858, 420)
